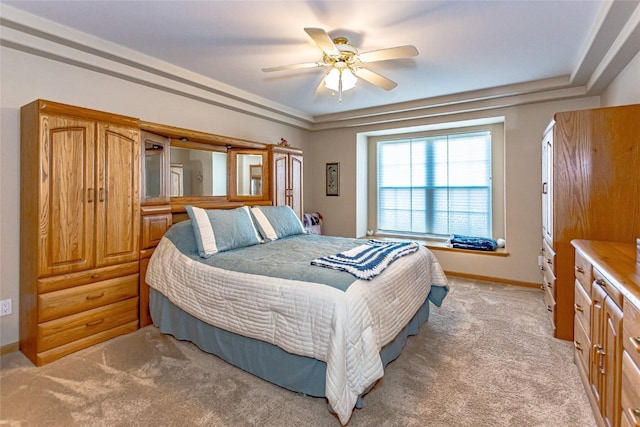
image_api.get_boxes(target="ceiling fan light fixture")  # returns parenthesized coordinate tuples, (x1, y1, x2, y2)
(324, 67, 357, 92)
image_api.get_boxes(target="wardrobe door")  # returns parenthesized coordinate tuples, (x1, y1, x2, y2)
(289, 152, 303, 218)
(38, 115, 96, 277)
(94, 123, 140, 267)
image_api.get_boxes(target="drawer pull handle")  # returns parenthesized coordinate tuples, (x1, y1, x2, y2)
(540, 266, 546, 272)
(86, 319, 104, 327)
(575, 266, 584, 273)
(595, 279, 606, 288)
(574, 304, 583, 313)
(86, 292, 105, 300)
(546, 258, 552, 264)
(546, 305, 553, 312)
(546, 281, 553, 289)
(574, 341, 583, 351)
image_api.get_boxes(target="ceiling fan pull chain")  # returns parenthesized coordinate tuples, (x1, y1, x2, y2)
(338, 69, 343, 102)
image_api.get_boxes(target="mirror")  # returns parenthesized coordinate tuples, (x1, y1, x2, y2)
(228, 149, 268, 201)
(169, 147, 227, 197)
(236, 154, 264, 196)
(145, 143, 164, 198)
(141, 131, 170, 205)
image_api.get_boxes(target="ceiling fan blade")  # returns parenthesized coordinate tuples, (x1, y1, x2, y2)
(358, 45, 418, 63)
(261, 62, 324, 72)
(353, 68, 398, 90)
(304, 27, 340, 56)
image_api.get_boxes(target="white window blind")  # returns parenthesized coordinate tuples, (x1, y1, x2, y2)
(377, 131, 492, 237)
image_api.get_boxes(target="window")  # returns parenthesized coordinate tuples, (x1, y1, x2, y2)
(377, 130, 493, 238)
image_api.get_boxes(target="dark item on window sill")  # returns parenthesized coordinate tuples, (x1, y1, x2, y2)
(449, 234, 498, 251)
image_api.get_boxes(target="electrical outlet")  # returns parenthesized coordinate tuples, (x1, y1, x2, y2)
(0, 299, 12, 317)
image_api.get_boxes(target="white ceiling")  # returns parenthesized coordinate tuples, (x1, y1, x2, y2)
(2, 1, 639, 125)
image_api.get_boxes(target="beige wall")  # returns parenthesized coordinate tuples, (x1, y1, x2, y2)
(0, 47, 309, 347)
(306, 98, 607, 287)
(2, 44, 639, 349)
(601, 50, 640, 107)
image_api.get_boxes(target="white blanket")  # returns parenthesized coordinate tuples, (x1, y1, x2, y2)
(146, 238, 447, 424)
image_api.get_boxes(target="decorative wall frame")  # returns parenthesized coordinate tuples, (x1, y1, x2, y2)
(326, 162, 339, 196)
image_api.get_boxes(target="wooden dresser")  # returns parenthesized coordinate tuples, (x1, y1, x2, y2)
(540, 104, 640, 340)
(571, 240, 640, 427)
(20, 100, 141, 366)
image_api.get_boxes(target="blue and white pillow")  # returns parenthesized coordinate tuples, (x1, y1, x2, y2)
(251, 205, 306, 242)
(186, 205, 262, 258)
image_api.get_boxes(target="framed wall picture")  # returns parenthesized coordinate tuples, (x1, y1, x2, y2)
(326, 162, 339, 196)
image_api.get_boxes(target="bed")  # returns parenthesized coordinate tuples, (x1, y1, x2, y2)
(145, 205, 449, 424)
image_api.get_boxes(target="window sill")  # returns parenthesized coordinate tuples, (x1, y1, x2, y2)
(368, 235, 509, 257)
(425, 241, 509, 257)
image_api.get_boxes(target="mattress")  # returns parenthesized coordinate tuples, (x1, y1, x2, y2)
(146, 221, 448, 424)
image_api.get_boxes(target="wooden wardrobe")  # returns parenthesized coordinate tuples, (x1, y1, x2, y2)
(269, 145, 303, 219)
(20, 100, 141, 366)
(540, 104, 640, 341)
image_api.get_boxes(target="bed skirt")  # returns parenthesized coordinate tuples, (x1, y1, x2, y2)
(149, 285, 448, 405)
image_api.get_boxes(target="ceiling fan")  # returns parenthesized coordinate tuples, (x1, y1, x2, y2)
(261, 28, 419, 101)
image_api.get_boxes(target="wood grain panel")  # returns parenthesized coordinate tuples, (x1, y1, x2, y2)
(38, 298, 138, 351)
(36, 321, 138, 366)
(95, 123, 140, 267)
(621, 351, 640, 427)
(547, 104, 640, 341)
(39, 115, 96, 277)
(623, 298, 640, 369)
(602, 296, 623, 427)
(38, 274, 138, 322)
(37, 261, 139, 294)
(141, 213, 172, 249)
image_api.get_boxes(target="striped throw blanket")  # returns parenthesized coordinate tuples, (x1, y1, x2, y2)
(311, 240, 419, 280)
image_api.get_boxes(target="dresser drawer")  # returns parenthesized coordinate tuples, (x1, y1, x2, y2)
(37, 297, 138, 352)
(574, 250, 593, 294)
(540, 259, 555, 296)
(593, 268, 623, 308)
(141, 213, 172, 249)
(36, 321, 138, 366)
(624, 298, 640, 369)
(621, 351, 640, 427)
(574, 312, 591, 376)
(38, 274, 138, 322)
(541, 240, 555, 272)
(38, 261, 139, 294)
(574, 280, 591, 333)
(542, 283, 556, 327)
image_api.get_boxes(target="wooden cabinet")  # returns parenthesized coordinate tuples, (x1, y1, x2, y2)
(20, 100, 141, 366)
(590, 276, 623, 427)
(541, 104, 640, 340)
(270, 145, 303, 219)
(139, 206, 173, 327)
(572, 240, 640, 427)
(622, 299, 640, 427)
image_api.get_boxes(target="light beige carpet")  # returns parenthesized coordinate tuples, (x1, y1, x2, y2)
(0, 277, 595, 426)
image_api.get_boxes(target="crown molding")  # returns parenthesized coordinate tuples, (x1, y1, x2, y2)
(0, 5, 315, 129)
(2, 3, 636, 132)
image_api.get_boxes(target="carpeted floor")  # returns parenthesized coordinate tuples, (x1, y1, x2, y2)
(0, 277, 595, 426)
